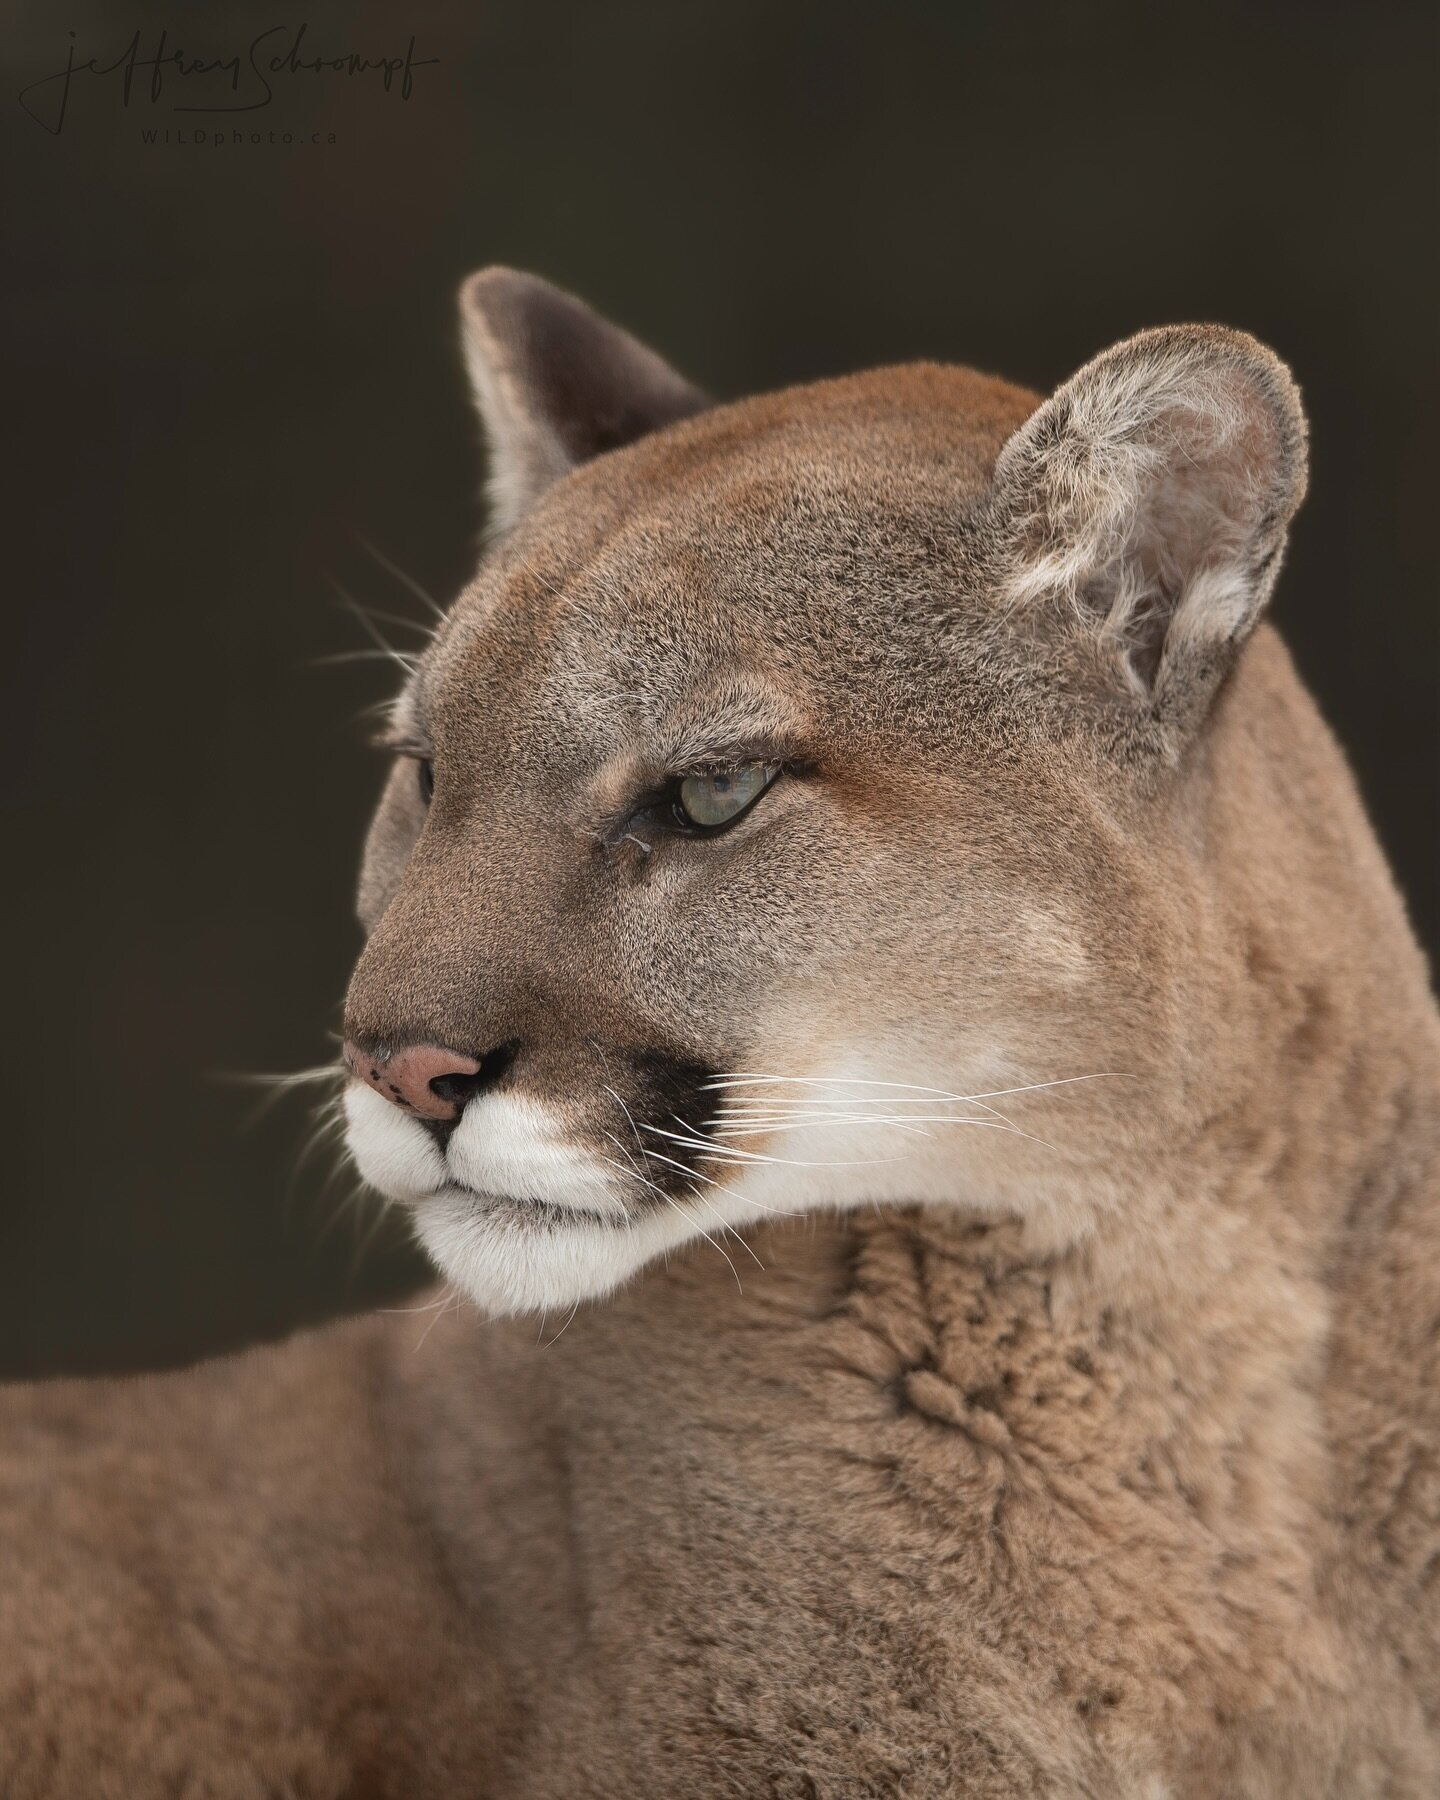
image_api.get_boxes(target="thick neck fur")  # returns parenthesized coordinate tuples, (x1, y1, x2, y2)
(399, 1175, 1435, 1794)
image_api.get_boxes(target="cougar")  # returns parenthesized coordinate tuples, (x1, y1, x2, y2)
(4, 270, 1437, 1798)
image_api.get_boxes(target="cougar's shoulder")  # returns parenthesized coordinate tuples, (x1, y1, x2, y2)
(0, 1308, 511, 1797)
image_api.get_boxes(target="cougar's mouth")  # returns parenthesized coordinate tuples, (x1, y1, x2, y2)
(340, 1066, 762, 1315)
(427, 1180, 627, 1228)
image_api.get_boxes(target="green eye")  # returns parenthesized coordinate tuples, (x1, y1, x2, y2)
(676, 763, 777, 831)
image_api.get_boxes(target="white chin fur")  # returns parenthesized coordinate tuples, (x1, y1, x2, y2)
(418, 1189, 739, 1317)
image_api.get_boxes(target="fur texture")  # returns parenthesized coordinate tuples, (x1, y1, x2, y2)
(1, 272, 1436, 1796)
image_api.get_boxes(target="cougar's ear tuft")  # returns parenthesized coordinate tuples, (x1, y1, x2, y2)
(990, 325, 1308, 733)
(458, 268, 709, 534)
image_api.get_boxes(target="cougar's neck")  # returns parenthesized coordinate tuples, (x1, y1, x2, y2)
(1159, 626, 1440, 1261)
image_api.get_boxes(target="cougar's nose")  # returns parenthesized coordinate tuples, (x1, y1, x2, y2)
(343, 1040, 513, 1121)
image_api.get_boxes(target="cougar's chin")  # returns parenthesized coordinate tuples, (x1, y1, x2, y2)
(413, 1186, 716, 1317)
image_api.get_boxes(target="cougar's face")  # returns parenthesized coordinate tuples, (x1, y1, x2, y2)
(342, 447, 1077, 1314)
(339, 272, 1307, 1315)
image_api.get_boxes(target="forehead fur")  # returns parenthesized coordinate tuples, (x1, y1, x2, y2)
(417, 363, 1043, 768)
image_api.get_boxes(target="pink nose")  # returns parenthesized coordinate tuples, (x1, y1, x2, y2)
(343, 1040, 483, 1121)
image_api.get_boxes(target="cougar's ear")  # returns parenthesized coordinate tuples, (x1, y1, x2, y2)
(458, 268, 709, 533)
(989, 325, 1308, 735)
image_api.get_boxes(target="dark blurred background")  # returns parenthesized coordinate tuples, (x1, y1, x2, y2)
(4, 0, 1436, 1375)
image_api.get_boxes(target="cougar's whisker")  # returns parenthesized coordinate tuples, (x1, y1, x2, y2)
(326, 577, 422, 681)
(540, 1298, 582, 1350)
(705, 1071, 1133, 1103)
(357, 537, 449, 622)
(312, 648, 422, 672)
(639, 1121, 903, 1171)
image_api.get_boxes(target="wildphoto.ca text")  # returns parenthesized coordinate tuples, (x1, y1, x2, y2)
(140, 127, 339, 146)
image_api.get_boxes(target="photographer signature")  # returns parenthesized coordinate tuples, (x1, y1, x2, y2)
(18, 24, 438, 136)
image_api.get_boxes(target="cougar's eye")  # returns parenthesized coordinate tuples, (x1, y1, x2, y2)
(418, 758, 435, 804)
(676, 764, 776, 831)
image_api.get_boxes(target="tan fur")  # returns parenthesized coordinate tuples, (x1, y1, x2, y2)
(3, 274, 1437, 1795)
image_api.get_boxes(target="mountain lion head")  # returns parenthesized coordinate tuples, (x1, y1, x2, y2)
(341, 268, 1308, 1316)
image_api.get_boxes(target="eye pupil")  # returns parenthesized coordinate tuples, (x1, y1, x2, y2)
(418, 758, 434, 803)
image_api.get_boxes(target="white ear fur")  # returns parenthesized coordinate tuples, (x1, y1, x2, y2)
(992, 326, 1308, 709)
(458, 268, 708, 534)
